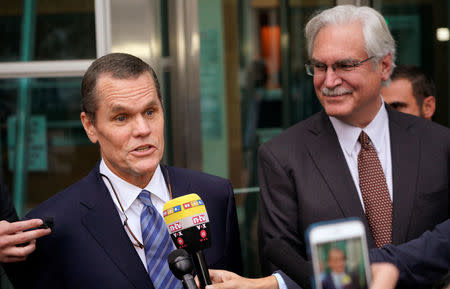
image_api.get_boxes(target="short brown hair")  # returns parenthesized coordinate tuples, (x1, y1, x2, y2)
(81, 53, 162, 122)
(390, 65, 436, 106)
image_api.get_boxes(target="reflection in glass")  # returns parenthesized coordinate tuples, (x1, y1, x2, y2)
(237, 0, 332, 277)
(0, 78, 97, 209)
(0, 0, 96, 62)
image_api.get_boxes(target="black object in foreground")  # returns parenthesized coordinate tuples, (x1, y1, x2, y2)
(168, 249, 199, 289)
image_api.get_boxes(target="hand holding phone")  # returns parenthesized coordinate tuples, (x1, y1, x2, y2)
(307, 219, 371, 289)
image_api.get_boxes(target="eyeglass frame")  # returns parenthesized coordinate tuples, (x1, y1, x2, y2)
(100, 167, 174, 249)
(305, 56, 375, 77)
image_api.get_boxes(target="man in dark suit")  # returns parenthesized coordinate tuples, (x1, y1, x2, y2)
(257, 4, 449, 289)
(370, 219, 450, 288)
(4, 53, 242, 289)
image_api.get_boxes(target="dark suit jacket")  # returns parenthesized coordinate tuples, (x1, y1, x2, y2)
(5, 163, 242, 289)
(0, 182, 18, 222)
(258, 108, 449, 288)
(370, 219, 450, 288)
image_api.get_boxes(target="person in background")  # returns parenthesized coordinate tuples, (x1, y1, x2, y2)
(381, 64, 436, 120)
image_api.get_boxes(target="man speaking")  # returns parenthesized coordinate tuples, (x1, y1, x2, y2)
(5, 53, 242, 289)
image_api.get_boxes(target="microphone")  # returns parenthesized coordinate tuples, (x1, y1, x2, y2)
(264, 239, 313, 289)
(163, 194, 212, 289)
(168, 249, 199, 289)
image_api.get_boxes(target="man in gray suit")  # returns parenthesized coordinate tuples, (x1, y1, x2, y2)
(257, 5, 449, 288)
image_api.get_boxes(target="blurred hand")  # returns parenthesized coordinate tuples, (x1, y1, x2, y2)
(369, 263, 399, 289)
(199, 270, 278, 289)
(0, 219, 51, 263)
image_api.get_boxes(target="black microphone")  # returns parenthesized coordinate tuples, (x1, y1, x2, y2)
(163, 194, 212, 289)
(168, 249, 199, 289)
(264, 239, 313, 289)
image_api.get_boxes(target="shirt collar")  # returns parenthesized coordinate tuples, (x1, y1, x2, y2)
(330, 99, 389, 156)
(99, 160, 169, 212)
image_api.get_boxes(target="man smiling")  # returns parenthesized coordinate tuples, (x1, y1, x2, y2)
(257, 5, 449, 289)
(5, 53, 242, 289)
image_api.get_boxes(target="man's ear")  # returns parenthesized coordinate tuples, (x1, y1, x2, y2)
(421, 96, 436, 120)
(80, 112, 98, 143)
(379, 53, 393, 82)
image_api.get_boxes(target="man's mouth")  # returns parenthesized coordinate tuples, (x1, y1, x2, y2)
(321, 87, 353, 96)
(135, 145, 152, 152)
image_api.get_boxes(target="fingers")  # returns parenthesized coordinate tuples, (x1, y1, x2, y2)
(208, 270, 228, 283)
(0, 219, 44, 235)
(0, 219, 51, 263)
(370, 263, 399, 289)
(0, 240, 37, 263)
(0, 227, 51, 249)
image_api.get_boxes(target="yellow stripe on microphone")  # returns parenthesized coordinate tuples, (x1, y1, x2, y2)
(163, 193, 206, 224)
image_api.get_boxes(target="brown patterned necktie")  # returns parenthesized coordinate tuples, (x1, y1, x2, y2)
(357, 130, 392, 248)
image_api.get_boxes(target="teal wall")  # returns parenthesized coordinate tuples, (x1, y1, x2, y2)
(198, 0, 229, 178)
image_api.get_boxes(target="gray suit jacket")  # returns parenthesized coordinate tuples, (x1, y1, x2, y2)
(258, 107, 449, 288)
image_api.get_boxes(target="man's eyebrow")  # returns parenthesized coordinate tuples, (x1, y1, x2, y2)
(335, 58, 359, 63)
(110, 100, 159, 113)
(310, 58, 358, 64)
(389, 101, 407, 107)
(110, 105, 127, 113)
(144, 100, 160, 107)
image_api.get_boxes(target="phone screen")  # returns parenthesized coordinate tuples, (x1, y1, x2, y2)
(312, 236, 369, 289)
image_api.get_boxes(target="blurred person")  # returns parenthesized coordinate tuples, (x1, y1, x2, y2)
(256, 4, 449, 289)
(381, 65, 436, 120)
(321, 247, 360, 289)
(4, 53, 242, 289)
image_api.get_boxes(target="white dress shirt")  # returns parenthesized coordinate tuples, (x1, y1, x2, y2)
(99, 160, 170, 270)
(329, 100, 393, 208)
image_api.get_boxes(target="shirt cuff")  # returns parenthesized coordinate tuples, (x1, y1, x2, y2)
(273, 272, 288, 289)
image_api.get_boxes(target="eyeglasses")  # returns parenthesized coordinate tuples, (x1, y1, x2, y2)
(100, 167, 174, 249)
(305, 56, 374, 77)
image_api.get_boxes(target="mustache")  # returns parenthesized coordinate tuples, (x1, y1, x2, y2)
(321, 87, 353, 96)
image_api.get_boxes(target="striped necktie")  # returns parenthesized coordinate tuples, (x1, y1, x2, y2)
(138, 190, 182, 289)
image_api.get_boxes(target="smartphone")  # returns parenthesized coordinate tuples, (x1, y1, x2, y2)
(306, 219, 371, 289)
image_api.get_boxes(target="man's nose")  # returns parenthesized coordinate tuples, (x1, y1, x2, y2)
(133, 115, 151, 136)
(323, 67, 343, 88)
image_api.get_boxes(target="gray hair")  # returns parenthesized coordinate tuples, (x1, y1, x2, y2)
(305, 5, 396, 84)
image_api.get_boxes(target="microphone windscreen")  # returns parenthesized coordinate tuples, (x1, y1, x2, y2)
(163, 194, 211, 253)
(168, 249, 193, 280)
(264, 239, 313, 289)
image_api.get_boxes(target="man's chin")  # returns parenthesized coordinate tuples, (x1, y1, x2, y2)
(323, 107, 350, 119)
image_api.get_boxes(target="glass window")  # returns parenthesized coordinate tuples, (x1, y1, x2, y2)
(0, 77, 97, 209)
(379, 0, 449, 126)
(0, 0, 96, 62)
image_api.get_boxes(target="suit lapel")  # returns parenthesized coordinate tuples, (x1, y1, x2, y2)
(306, 112, 374, 246)
(387, 109, 420, 244)
(80, 167, 154, 289)
(161, 165, 191, 199)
